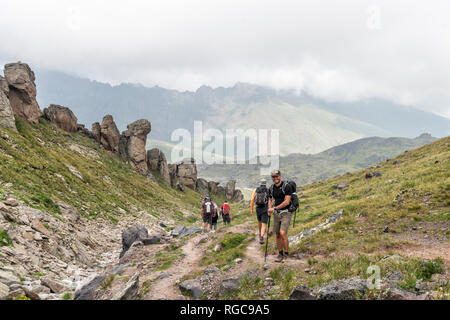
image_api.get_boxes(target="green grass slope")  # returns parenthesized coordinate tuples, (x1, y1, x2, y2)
(256, 135, 449, 298)
(0, 117, 205, 224)
(199, 134, 437, 187)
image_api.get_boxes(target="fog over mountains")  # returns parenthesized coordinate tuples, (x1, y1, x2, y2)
(35, 69, 450, 155)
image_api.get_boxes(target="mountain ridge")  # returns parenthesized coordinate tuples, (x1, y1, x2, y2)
(35, 69, 450, 155)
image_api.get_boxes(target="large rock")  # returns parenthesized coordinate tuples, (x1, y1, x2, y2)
(208, 181, 219, 195)
(147, 148, 171, 185)
(113, 272, 139, 300)
(232, 189, 244, 202)
(119, 119, 151, 174)
(91, 122, 101, 143)
(0, 77, 16, 131)
(100, 115, 120, 153)
(177, 158, 198, 190)
(168, 164, 178, 188)
(179, 279, 202, 298)
(219, 278, 240, 295)
(196, 178, 209, 196)
(226, 180, 236, 200)
(43, 104, 78, 133)
(318, 278, 367, 300)
(74, 274, 106, 300)
(217, 185, 226, 195)
(119, 225, 149, 258)
(0, 282, 9, 299)
(289, 285, 316, 300)
(4, 62, 40, 124)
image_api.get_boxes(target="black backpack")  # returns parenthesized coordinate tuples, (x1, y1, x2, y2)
(255, 186, 268, 207)
(270, 180, 299, 212)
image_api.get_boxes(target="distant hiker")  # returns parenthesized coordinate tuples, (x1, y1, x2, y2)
(211, 202, 219, 232)
(220, 201, 231, 225)
(268, 170, 294, 262)
(251, 180, 269, 244)
(201, 195, 214, 233)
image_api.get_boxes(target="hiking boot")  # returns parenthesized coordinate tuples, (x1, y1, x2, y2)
(275, 253, 284, 263)
(259, 236, 264, 244)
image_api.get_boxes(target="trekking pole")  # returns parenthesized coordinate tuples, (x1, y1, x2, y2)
(293, 208, 297, 228)
(264, 215, 271, 262)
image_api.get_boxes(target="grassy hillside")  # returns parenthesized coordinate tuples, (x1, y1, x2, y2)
(0, 117, 205, 224)
(252, 135, 449, 298)
(199, 134, 437, 187)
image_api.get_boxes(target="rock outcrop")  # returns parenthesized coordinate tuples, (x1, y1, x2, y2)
(91, 122, 101, 143)
(120, 225, 149, 259)
(232, 189, 244, 202)
(318, 278, 368, 300)
(196, 178, 209, 196)
(208, 181, 219, 195)
(119, 119, 151, 174)
(3, 62, 40, 124)
(100, 115, 120, 153)
(225, 180, 236, 200)
(175, 158, 198, 190)
(147, 148, 171, 185)
(0, 76, 16, 131)
(43, 104, 78, 133)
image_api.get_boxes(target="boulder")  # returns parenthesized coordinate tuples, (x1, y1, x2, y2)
(91, 122, 101, 143)
(77, 124, 92, 137)
(217, 186, 226, 195)
(119, 119, 151, 174)
(43, 104, 78, 133)
(196, 178, 209, 196)
(208, 181, 219, 195)
(232, 189, 244, 202)
(220, 278, 240, 295)
(179, 279, 202, 298)
(4, 62, 41, 124)
(335, 182, 349, 190)
(226, 180, 236, 200)
(365, 172, 382, 179)
(100, 115, 120, 153)
(74, 274, 106, 300)
(40, 277, 67, 294)
(177, 158, 198, 190)
(168, 164, 178, 187)
(384, 286, 429, 300)
(0, 77, 16, 131)
(289, 285, 316, 300)
(318, 278, 367, 300)
(120, 225, 149, 258)
(147, 148, 171, 185)
(0, 282, 10, 299)
(113, 272, 139, 300)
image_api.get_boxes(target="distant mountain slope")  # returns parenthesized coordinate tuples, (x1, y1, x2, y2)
(35, 70, 450, 155)
(198, 134, 438, 187)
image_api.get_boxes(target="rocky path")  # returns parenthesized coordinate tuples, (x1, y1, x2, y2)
(142, 217, 307, 300)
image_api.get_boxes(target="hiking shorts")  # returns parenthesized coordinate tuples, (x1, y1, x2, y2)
(222, 214, 231, 224)
(256, 206, 269, 224)
(203, 213, 212, 225)
(273, 211, 292, 234)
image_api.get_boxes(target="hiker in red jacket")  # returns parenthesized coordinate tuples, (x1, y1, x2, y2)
(220, 201, 232, 226)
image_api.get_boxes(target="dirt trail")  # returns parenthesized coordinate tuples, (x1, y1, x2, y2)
(143, 218, 307, 299)
(144, 221, 253, 300)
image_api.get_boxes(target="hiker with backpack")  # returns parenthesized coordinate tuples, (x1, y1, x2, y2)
(267, 170, 299, 262)
(201, 195, 214, 233)
(251, 180, 269, 244)
(220, 201, 232, 226)
(211, 202, 219, 232)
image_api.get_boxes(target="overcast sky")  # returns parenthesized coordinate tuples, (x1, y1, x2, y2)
(1, 0, 449, 118)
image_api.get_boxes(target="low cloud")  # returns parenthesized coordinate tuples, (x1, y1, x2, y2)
(0, 0, 449, 117)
